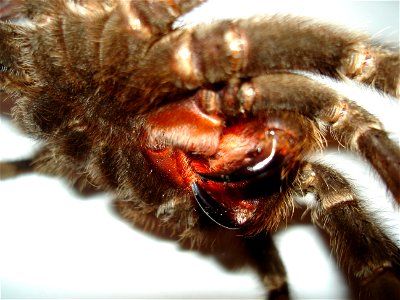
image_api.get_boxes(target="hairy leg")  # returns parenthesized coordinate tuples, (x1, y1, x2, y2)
(2, 1, 398, 112)
(245, 234, 289, 300)
(0, 158, 33, 179)
(298, 162, 400, 299)
(142, 16, 399, 98)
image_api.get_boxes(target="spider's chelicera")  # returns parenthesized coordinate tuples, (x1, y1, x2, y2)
(1, 0, 399, 299)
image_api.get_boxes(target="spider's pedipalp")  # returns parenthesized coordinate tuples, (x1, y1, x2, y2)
(298, 162, 400, 299)
(235, 73, 344, 122)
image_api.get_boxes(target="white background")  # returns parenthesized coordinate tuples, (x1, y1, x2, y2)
(1, 0, 399, 299)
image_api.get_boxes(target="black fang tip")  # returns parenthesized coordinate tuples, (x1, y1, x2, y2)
(191, 182, 240, 230)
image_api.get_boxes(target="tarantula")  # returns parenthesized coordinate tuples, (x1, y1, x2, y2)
(1, 0, 399, 298)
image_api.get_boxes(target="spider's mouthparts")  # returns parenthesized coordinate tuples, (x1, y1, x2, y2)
(191, 182, 241, 230)
(143, 99, 303, 229)
(191, 143, 286, 229)
(196, 136, 280, 183)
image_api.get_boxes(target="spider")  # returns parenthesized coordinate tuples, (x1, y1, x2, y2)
(0, 0, 399, 299)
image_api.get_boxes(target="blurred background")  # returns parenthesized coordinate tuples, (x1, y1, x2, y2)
(1, 0, 399, 299)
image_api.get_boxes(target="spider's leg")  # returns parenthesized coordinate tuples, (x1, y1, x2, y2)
(0, 148, 48, 181)
(140, 16, 399, 100)
(356, 51, 399, 98)
(0, 143, 98, 196)
(0, 0, 21, 21)
(244, 234, 289, 300)
(206, 73, 400, 202)
(298, 162, 400, 300)
(1, 0, 206, 103)
(0, 158, 34, 179)
(328, 98, 400, 203)
(31, 0, 204, 20)
(0, 22, 31, 93)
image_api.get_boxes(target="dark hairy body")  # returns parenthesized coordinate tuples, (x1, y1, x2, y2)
(0, 0, 399, 299)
